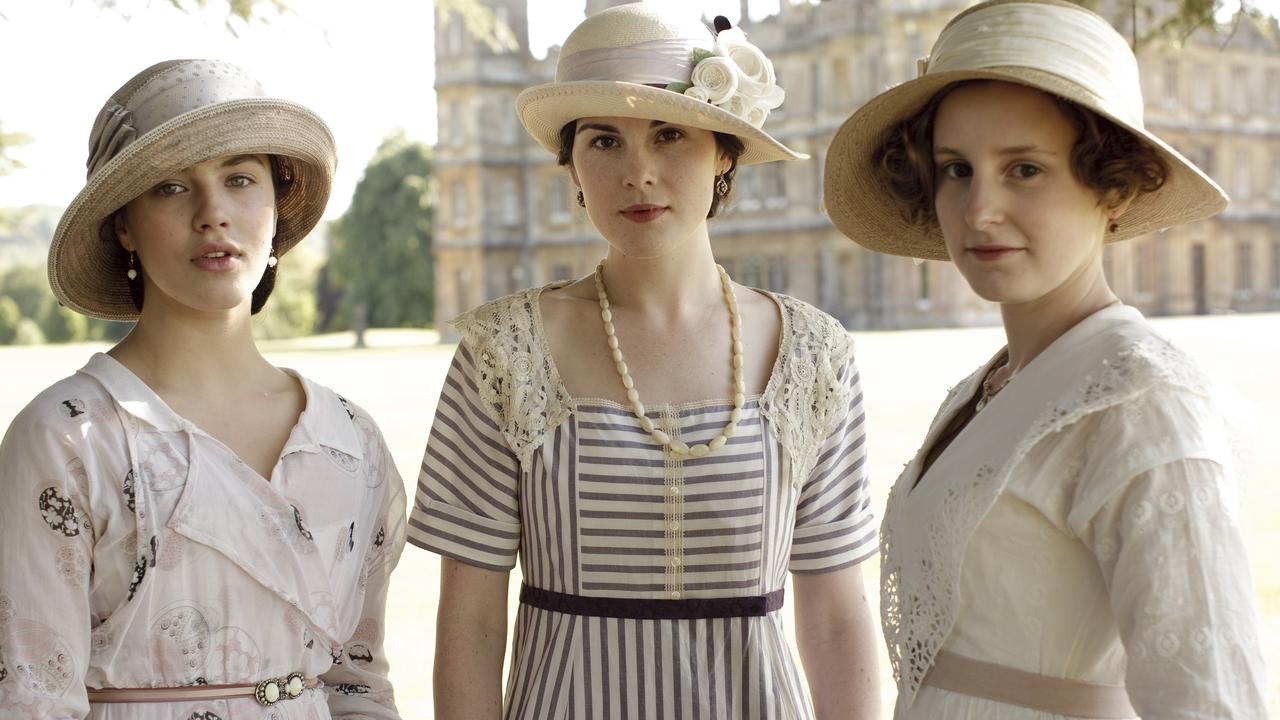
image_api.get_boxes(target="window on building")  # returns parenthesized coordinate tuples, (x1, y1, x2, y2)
(1235, 241, 1253, 294)
(446, 17, 464, 55)
(738, 256, 764, 288)
(549, 177, 571, 223)
(766, 257, 789, 293)
(1134, 241, 1155, 298)
(552, 264, 573, 282)
(451, 180, 467, 228)
(1234, 149, 1251, 199)
(1270, 149, 1280, 201)
(1162, 59, 1179, 106)
(507, 264, 524, 295)
(1271, 241, 1280, 293)
(763, 165, 787, 209)
(1192, 63, 1212, 112)
(449, 101, 464, 147)
(1231, 64, 1249, 114)
(500, 178, 520, 226)
(831, 57, 852, 105)
(916, 262, 931, 309)
(736, 167, 762, 211)
(1267, 68, 1280, 114)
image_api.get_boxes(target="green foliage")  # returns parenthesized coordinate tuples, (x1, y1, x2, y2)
(252, 245, 321, 340)
(1073, 0, 1278, 50)
(0, 296, 20, 344)
(325, 133, 435, 332)
(0, 264, 54, 320)
(38, 303, 89, 343)
(0, 121, 32, 176)
(12, 318, 44, 346)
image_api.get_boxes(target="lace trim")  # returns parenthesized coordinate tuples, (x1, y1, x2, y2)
(880, 338, 1232, 706)
(758, 294, 857, 483)
(452, 285, 575, 466)
(453, 286, 855, 473)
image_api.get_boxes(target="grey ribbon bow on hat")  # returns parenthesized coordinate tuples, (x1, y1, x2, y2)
(87, 101, 137, 179)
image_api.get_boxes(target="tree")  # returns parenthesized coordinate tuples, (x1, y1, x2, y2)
(39, 303, 89, 344)
(324, 133, 435, 342)
(1076, 0, 1278, 50)
(0, 296, 20, 345)
(252, 245, 321, 340)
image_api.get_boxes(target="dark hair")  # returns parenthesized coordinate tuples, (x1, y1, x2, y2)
(873, 80, 1168, 229)
(557, 120, 746, 218)
(113, 154, 293, 315)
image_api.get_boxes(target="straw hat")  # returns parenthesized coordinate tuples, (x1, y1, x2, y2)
(823, 0, 1228, 261)
(49, 59, 336, 320)
(517, 2, 805, 166)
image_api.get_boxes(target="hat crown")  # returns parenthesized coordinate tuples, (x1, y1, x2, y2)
(925, 1, 1144, 127)
(556, 3, 712, 83)
(86, 59, 266, 178)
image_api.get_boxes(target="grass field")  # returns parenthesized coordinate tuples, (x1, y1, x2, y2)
(1, 316, 1276, 718)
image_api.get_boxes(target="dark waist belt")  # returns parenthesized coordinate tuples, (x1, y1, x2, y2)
(519, 583, 784, 620)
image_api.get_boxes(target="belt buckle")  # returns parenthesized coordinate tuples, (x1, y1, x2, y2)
(254, 672, 306, 706)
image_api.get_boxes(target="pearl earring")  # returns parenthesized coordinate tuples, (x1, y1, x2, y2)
(126, 252, 138, 281)
(266, 251, 278, 268)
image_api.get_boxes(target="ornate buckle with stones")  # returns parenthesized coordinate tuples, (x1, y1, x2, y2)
(254, 672, 306, 706)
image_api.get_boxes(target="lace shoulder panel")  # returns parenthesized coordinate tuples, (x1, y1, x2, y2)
(451, 285, 574, 466)
(760, 293, 857, 480)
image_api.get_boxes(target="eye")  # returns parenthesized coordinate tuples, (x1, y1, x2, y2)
(1010, 163, 1042, 179)
(227, 174, 254, 188)
(154, 182, 185, 196)
(655, 127, 684, 143)
(938, 161, 971, 180)
(588, 135, 620, 150)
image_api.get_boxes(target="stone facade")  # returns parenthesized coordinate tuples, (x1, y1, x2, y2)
(433, 0, 1280, 332)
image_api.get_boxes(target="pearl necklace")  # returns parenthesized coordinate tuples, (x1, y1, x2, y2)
(593, 261, 744, 458)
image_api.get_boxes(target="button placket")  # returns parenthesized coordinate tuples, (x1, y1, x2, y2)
(661, 408, 685, 600)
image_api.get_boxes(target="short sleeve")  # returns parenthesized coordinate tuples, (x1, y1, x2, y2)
(1082, 458, 1268, 717)
(0, 398, 94, 719)
(789, 357, 878, 574)
(407, 344, 522, 571)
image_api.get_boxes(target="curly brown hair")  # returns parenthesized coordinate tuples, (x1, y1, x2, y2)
(873, 80, 1168, 229)
(557, 120, 745, 218)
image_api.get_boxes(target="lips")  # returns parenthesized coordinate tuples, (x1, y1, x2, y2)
(620, 204, 667, 223)
(967, 246, 1024, 262)
(191, 243, 241, 271)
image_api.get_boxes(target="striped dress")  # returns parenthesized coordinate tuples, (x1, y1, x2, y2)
(409, 284, 878, 720)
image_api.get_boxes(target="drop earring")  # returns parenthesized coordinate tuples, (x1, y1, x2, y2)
(126, 252, 138, 280)
(715, 174, 729, 197)
(266, 248, 278, 268)
(577, 190, 585, 207)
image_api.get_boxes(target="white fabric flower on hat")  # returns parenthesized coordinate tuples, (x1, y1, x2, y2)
(683, 27, 785, 128)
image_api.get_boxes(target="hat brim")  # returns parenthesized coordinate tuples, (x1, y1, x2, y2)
(823, 68, 1228, 261)
(517, 80, 807, 166)
(49, 97, 336, 321)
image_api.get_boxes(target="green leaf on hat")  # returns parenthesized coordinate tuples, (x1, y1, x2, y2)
(665, 82, 692, 93)
(690, 48, 714, 65)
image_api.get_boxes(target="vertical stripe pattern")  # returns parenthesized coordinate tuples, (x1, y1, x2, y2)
(409, 340, 876, 719)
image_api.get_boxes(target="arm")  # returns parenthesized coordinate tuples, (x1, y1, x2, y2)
(323, 419, 409, 720)
(1085, 458, 1268, 718)
(793, 564, 882, 720)
(0, 401, 94, 719)
(433, 558, 510, 720)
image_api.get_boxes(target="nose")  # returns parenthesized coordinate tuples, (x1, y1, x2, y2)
(622, 145, 658, 189)
(962, 175, 1005, 231)
(191, 185, 232, 234)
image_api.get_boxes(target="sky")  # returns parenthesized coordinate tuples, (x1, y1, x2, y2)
(0, 0, 1273, 221)
(0, 0, 778, 221)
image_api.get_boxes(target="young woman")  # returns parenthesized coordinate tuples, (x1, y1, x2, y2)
(409, 5, 880, 719)
(0, 59, 405, 718)
(823, 0, 1267, 717)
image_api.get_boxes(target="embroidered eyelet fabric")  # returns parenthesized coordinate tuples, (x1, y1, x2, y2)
(409, 283, 879, 719)
(879, 307, 1267, 718)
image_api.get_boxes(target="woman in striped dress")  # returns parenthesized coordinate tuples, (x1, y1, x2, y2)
(409, 5, 880, 719)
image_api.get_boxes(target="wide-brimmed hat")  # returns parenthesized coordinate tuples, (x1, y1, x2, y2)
(517, 3, 805, 166)
(823, 0, 1228, 261)
(49, 58, 336, 321)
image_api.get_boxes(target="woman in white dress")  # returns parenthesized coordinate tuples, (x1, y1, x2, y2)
(411, 5, 881, 719)
(0, 59, 406, 718)
(822, 0, 1268, 717)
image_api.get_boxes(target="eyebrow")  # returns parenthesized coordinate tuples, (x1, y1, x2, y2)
(576, 120, 673, 135)
(220, 154, 266, 168)
(934, 145, 1057, 157)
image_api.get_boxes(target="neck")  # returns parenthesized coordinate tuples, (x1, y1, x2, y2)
(999, 259, 1119, 372)
(599, 231, 723, 324)
(108, 297, 275, 397)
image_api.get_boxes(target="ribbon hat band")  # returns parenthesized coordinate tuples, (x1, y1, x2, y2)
(556, 37, 705, 86)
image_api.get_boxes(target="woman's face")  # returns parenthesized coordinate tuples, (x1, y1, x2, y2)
(932, 81, 1120, 306)
(569, 116, 730, 259)
(116, 153, 276, 316)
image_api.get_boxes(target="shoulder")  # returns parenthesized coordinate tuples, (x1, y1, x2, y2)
(452, 282, 564, 351)
(3, 370, 116, 449)
(767, 291, 855, 368)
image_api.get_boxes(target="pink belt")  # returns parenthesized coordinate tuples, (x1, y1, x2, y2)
(923, 651, 1138, 719)
(87, 673, 319, 706)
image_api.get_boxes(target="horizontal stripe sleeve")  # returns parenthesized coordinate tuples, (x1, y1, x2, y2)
(408, 345, 522, 570)
(790, 357, 879, 574)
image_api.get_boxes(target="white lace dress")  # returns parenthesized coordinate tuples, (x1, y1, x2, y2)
(407, 283, 879, 720)
(880, 305, 1268, 719)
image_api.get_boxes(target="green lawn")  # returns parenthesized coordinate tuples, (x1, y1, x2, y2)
(1, 316, 1276, 717)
